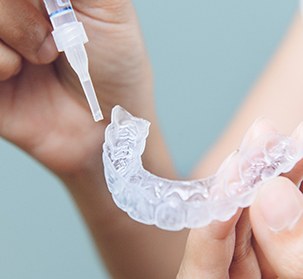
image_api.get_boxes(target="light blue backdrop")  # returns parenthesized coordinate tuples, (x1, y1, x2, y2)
(0, 1, 298, 278)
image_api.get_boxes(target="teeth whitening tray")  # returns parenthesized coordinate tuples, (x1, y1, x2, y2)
(103, 106, 303, 231)
(44, 0, 303, 230)
(43, 0, 103, 122)
(102, 1, 303, 231)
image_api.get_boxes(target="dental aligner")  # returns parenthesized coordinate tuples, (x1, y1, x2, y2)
(103, 106, 303, 231)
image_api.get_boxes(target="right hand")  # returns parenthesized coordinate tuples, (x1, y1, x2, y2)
(0, 0, 154, 177)
(250, 175, 303, 279)
(177, 120, 303, 279)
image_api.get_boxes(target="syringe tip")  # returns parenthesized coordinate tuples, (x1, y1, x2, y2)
(94, 110, 104, 122)
(81, 78, 103, 122)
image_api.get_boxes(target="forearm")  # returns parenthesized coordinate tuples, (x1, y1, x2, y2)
(63, 168, 187, 279)
(61, 67, 187, 279)
(0, 1, 186, 278)
(59, 13, 303, 279)
(193, 14, 303, 178)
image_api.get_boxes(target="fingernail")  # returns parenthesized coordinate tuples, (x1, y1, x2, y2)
(240, 117, 275, 150)
(291, 122, 303, 143)
(257, 177, 303, 232)
(251, 117, 276, 137)
(289, 123, 303, 163)
(37, 34, 58, 64)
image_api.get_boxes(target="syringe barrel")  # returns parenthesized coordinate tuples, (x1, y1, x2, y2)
(43, 0, 103, 121)
(43, 0, 88, 51)
(43, 0, 77, 28)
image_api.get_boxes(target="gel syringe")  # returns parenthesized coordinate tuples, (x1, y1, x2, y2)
(43, 0, 103, 122)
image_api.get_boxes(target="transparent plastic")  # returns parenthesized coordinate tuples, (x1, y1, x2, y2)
(102, 106, 303, 231)
(43, 0, 103, 122)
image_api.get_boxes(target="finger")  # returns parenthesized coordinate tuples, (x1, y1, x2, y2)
(178, 118, 276, 278)
(177, 211, 241, 279)
(250, 177, 303, 279)
(239, 117, 277, 151)
(228, 118, 276, 278)
(178, 118, 275, 278)
(252, 237, 276, 279)
(0, 0, 58, 64)
(229, 210, 261, 279)
(283, 122, 303, 185)
(0, 41, 22, 81)
(222, 119, 273, 278)
(282, 159, 303, 187)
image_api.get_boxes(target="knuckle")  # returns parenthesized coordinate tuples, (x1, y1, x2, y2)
(232, 232, 252, 264)
(13, 17, 46, 54)
(0, 47, 22, 81)
(0, 65, 21, 81)
(0, 1, 49, 62)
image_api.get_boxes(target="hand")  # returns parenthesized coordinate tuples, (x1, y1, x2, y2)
(250, 176, 303, 279)
(0, 0, 153, 176)
(249, 124, 303, 278)
(176, 119, 266, 279)
(177, 121, 303, 279)
(0, 3, 184, 277)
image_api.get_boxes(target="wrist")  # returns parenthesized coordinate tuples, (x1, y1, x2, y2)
(60, 163, 119, 228)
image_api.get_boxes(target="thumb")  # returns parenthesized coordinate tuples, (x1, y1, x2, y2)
(177, 213, 241, 279)
(0, 1, 58, 64)
(250, 177, 303, 279)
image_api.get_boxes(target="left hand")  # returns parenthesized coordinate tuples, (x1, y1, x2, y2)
(0, 0, 153, 176)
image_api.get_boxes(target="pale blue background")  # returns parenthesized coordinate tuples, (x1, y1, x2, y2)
(0, 1, 298, 278)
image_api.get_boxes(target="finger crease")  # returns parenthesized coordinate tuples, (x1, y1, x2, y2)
(232, 235, 252, 264)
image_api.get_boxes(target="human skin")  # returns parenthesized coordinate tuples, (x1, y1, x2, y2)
(178, 176, 303, 279)
(177, 124, 303, 278)
(1, 1, 303, 278)
(0, 1, 187, 278)
(177, 14, 303, 279)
